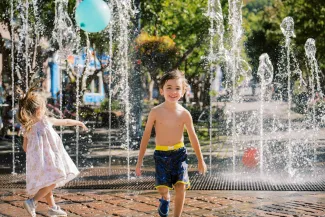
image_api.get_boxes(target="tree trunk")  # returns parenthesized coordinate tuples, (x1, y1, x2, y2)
(148, 79, 154, 100)
(202, 73, 210, 107)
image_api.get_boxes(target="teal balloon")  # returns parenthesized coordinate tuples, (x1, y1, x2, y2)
(75, 0, 111, 33)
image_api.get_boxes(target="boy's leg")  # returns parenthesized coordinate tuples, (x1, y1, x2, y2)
(173, 183, 186, 217)
(157, 187, 170, 217)
(44, 190, 55, 207)
(157, 186, 170, 200)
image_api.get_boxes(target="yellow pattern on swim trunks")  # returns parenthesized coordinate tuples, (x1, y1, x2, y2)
(155, 142, 184, 151)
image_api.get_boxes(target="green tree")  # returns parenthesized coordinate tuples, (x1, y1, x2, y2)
(140, 0, 210, 105)
(243, 0, 325, 92)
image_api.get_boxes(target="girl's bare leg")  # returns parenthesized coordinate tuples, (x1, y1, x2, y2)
(44, 190, 55, 207)
(33, 184, 56, 203)
(174, 183, 186, 217)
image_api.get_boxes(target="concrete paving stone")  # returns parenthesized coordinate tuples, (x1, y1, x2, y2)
(187, 208, 220, 216)
(0, 203, 36, 217)
(0, 190, 11, 196)
(132, 195, 158, 204)
(254, 207, 297, 217)
(60, 203, 89, 213)
(198, 213, 220, 217)
(250, 209, 288, 217)
(194, 195, 224, 204)
(60, 194, 95, 203)
(92, 205, 121, 213)
(183, 205, 201, 212)
(1, 194, 26, 202)
(208, 198, 241, 205)
(69, 207, 102, 216)
(1, 189, 325, 216)
(79, 209, 108, 216)
(82, 200, 110, 209)
(194, 203, 218, 210)
(187, 199, 214, 209)
(286, 206, 325, 216)
(81, 193, 118, 202)
(181, 213, 201, 217)
(110, 208, 141, 216)
(225, 196, 259, 203)
(108, 198, 135, 206)
(125, 214, 155, 217)
(122, 202, 157, 212)
(290, 200, 325, 212)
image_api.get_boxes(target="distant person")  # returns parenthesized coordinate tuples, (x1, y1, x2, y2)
(135, 70, 207, 217)
(17, 85, 88, 217)
(1, 95, 21, 137)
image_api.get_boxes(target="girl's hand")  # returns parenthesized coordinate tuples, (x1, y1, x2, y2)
(80, 123, 89, 131)
(135, 163, 142, 176)
(198, 160, 207, 175)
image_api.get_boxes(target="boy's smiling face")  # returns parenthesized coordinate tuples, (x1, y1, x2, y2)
(160, 78, 185, 103)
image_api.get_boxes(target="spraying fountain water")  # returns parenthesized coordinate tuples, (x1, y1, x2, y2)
(304, 38, 324, 163)
(205, 4, 324, 184)
(223, 0, 252, 174)
(206, 0, 225, 171)
(10, 0, 16, 175)
(257, 53, 273, 174)
(3, 0, 325, 192)
(112, 0, 135, 180)
(280, 17, 295, 175)
(6, 0, 136, 177)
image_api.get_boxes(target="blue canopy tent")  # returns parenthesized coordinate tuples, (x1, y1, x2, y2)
(48, 48, 110, 105)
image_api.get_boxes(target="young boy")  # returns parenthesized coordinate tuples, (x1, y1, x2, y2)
(135, 70, 207, 217)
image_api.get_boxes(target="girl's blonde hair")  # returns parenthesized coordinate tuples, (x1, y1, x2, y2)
(17, 85, 47, 132)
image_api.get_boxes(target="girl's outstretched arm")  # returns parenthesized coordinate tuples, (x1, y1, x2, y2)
(48, 117, 88, 131)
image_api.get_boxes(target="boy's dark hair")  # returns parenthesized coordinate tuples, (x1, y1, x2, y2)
(159, 69, 189, 90)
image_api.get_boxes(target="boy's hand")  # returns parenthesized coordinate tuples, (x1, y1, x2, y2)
(198, 160, 207, 175)
(135, 163, 142, 176)
(80, 123, 89, 131)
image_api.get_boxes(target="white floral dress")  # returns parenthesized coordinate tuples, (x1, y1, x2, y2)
(24, 117, 79, 195)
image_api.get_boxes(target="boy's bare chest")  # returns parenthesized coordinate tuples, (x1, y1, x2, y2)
(155, 112, 184, 128)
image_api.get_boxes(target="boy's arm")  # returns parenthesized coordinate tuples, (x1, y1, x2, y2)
(184, 111, 207, 174)
(48, 117, 88, 131)
(136, 110, 156, 175)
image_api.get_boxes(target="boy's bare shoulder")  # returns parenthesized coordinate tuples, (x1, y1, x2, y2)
(151, 104, 163, 112)
(177, 104, 189, 112)
(177, 105, 191, 117)
(149, 104, 164, 117)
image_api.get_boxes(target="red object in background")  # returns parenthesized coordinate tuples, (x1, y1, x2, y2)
(242, 148, 259, 168)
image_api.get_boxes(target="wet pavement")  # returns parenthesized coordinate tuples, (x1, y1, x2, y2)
(1, 188, 325, 216)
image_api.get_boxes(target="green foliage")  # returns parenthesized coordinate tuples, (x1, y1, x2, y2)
(135, 32, 178, 73)
(284, 0, 325, 72)
(100, 98, 121, 111)
(140, 0, 209, 73)
(242, 0, 325, 92)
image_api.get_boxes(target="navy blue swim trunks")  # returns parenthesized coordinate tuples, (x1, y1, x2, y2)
(154, 143, 190, 189)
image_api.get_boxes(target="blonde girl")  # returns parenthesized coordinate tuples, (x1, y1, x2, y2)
(17, 86, 88, 217)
